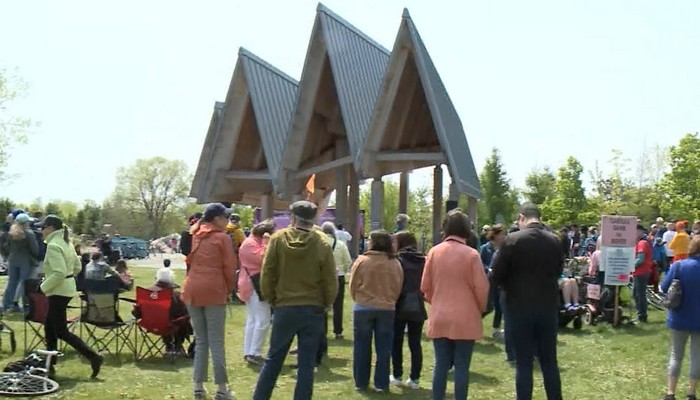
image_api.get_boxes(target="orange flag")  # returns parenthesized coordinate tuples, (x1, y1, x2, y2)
(305, 174, 316, 199)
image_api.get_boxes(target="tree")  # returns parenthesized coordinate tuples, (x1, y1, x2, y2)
(522, 167, 556, 206)
(478, 148, 516, 224)
(0, 70, 34, 181)
(659, 133, 700, 220)
(111, 157, 191, 238)
(542, 156, 587, 227)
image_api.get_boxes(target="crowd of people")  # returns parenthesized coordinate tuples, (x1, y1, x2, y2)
(2, 201, 700, 400)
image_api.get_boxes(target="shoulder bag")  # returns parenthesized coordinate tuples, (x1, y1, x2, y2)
(242, 266, 265, 301)
(663, 263, 683, 309)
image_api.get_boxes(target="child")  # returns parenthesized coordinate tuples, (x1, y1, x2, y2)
(156, 258, 175, 283)
(115, 259, 134, 290)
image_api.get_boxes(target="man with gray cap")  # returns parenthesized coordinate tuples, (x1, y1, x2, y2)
(253, 201, 338, 400)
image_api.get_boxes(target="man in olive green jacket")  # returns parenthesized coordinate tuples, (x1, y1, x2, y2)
(254, 201, 337, 400)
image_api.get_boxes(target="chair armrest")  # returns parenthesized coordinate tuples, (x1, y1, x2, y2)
(119, 298, 137, 303)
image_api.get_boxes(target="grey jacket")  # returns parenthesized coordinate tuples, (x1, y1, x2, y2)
(7, 228, 39, 270)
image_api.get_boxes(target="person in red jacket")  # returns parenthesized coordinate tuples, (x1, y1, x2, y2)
(632, 224, 653, 323)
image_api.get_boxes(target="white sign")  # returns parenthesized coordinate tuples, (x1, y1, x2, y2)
(603, 246, 635, 286)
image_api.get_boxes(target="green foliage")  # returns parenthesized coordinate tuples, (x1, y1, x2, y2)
(659, 133, 700, 220)
(478, 148, 516, 224)
(111, 157, 191, 238)
(231, 204, 254, 229)
(0, 69, 35, 181)
(523, 167, 556, 206)
(541, 156, 587, 226)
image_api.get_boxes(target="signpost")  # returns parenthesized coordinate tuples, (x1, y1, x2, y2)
(600, 216, 637, 326)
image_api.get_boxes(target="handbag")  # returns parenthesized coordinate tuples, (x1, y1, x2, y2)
(663, 263, 683, 309)
(397, 291, 422, 315)
(242, 266, 265, 301)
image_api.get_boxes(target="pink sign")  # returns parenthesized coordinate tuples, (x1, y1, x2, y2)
(601, 216, 637, 248)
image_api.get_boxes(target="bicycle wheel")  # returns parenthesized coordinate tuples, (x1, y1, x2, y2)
(647, 290, 665, 311)
(0, 373, 59, 396)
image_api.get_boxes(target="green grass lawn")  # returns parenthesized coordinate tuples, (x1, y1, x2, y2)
(0, 267, 684, 399)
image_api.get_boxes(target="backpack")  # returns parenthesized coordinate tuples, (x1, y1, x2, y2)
(3, 353, 47, 375)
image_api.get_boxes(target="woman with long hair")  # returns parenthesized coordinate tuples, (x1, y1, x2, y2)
(238, 219, 275, 366)
(350, 230, 404, 393)
(181, 203, 236, 400)
(2, 213, 39, 312)
(40, 215, 103, 378)
(421, 209, 490, 400)
(390, 231, 427, 390)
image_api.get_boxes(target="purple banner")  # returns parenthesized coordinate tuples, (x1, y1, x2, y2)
(254, 208, 365, 237)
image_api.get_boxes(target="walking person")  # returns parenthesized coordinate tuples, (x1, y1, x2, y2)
(350, 230, 403, 393)
(40, 215, 103, 378)
(492, 203, 564, 400)
(253, 201, 337, 400)
(181, 203, 236, 400)
(661, 236, 700, 400)
(421, 209, 489, 400)
(1, 213, 39, 312)
(480, 224, 506, 338)
(390, 231, 427, 390)
(320, 222, 352, 340)
(239, 219, 275, 366)
(633, 224, 654, 323)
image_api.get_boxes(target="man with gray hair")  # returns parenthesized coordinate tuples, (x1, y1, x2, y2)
(321, 221, 353, 340)
(395, 213, 410, 233)
(254, 201, 337, 400)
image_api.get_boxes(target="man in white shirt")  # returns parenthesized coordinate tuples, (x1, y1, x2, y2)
(322, 222, 352, 340)
(662, 221, 677, 266)
(335, 223, 352, 245)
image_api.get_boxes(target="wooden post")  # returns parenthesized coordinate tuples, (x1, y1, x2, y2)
(399, 172, 409, 214)
(432, 166, 443, 246)
(261, 194, 273, 220)
(467, 196, 478, 226)
(348, 168, 360, 258)
(370, 178, 384, 231)
(446, 181, 459, 213)
(335, 140, 349, 229)
(613, 286, 620, 327)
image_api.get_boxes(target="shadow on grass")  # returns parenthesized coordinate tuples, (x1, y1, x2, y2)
(474, 341, 501, 354)
(133, 356, 192, 371)
(470, 370, 501, 386)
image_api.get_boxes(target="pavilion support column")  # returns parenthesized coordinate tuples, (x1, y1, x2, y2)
(446, 181, 459, 213)
(292, 193, 304, 202)
(468, 196, 478, 227)
(370, 177, 384, 232)
(399, 172, 409, 215)
(348, 168, 360, 258)
(261, 194, 273, 220)
(335, 140, 349, 229)
(432, 166, 443, 246)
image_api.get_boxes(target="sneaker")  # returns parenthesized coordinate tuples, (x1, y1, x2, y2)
(214, 390, 234, 400)
(374, 388, 387, 394)
(334, 334, 344, 340)
(405, 379, 419, 389)
(90, 354, 104, 379)
(687, 395, 696, 400)
(194, 389, 207, 400)
(289, 347, 298, 355)
(389, 375, 402, 386)
(662, 395, 675, 400)
(246, 355, 264, 366)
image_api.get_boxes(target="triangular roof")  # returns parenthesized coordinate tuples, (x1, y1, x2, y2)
(190, 49, 298, 203)
(277, 3, 390, 196)
(359, 9, 482, 198)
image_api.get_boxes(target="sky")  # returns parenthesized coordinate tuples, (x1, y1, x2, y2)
(1, 0, 699, 205)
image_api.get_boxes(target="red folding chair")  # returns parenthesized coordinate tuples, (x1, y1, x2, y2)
(23, 279, 78, 354)
(134, 286, 190, 362)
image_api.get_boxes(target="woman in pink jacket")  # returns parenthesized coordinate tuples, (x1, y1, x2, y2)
(421, 210, 490, 400)
(238, 219, 275, 365)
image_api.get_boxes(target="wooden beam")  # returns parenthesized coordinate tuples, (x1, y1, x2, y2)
(392, 60, 420, 151)
(376, 151, 445, 162)
(293, 156, 353, 178)
(224, 170, 270, 180)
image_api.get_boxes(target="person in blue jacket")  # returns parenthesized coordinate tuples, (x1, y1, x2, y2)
(660, 236, 700, 400)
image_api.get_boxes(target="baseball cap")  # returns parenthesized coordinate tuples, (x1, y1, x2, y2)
(203, 203, 231, 220)
(290, 201, 317, 222)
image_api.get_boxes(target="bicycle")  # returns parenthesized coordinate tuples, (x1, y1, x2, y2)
(627, 279, 666, 311)
(0, 350, 60, 396)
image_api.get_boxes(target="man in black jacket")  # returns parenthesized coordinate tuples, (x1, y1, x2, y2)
(492, 203, 563, 400)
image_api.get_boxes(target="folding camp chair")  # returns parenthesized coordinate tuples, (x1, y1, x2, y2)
(23, 279, 78, 354)
(134, 286, 191, 362)
(79, 278, 136, 358)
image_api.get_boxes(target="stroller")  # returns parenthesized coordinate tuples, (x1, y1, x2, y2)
(580, 277, 629, 326)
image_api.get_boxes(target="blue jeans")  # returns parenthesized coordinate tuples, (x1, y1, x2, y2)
(633, 273, 650, 321)
(253, 306, 324, 400)
(2, 264, 33, 310)
(508, 307, 562, 400)
(353, 309, 394, 391)
(500, 291, 515, 361)
(433, 338, 475, 400)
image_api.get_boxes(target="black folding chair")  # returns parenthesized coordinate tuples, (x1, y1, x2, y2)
(79, 278, 137, 358)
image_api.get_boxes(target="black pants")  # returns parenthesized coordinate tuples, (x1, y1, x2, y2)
(46, 295, 99, 362)
(391, 319, 423, 381)
(332, 276, 345, 335)
(492, 289, 503, 329)
(317, 312, 328, 365)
